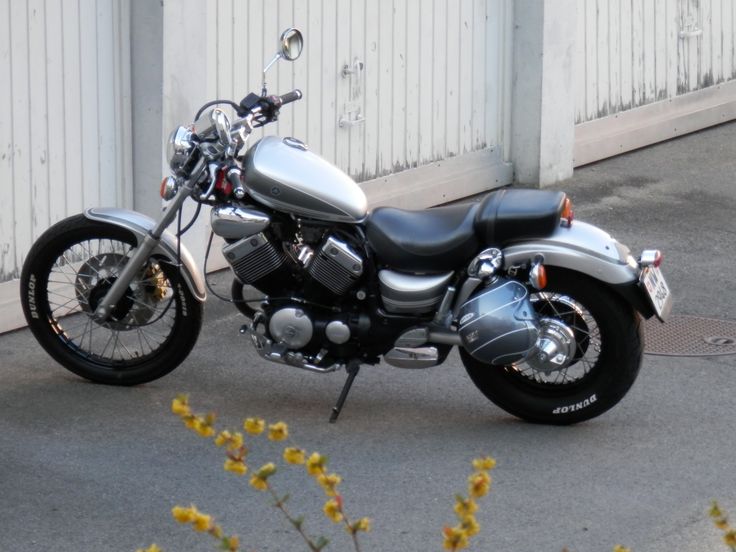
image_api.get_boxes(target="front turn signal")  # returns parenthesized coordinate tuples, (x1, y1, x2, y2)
(160, 176, 178, 200)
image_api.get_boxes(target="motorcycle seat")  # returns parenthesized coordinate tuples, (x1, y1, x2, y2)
(474, 188, 566, 245)
(366, 203, 480, 272)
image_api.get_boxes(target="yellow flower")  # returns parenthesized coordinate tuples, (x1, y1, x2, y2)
(194, 417, 215, 438)
(171, 395, 190, 416)
(612, 546, 631, 552)
(228, 432, 244, 450)
(215, 430, 232, 447)
(192, 511, 212, 532)
(268, 421, 289, 441)
(710, 501, 724, 519)
(306, 452, 327, 476)
(348, 517, 371, 534)
(224, 535, 240, 551)
(283, 447, 306, 465)
(442, 526, 469, 550)
(724, 530, 736, 548)
(323, 498, 344, 523)
(183, 416, 197, 430)
(224, 458, 248, 476)
(136, 544, 162, 552)
(249, 475, 268, 491)
(460, 515, 480, 537)
(317, 473, 342, 497)
(472, 456, 496, 472)
(171, 505, 194, 524)
(453, 496, 478, 518)
(715, 518, 730, 530)
(243, 417, 265, 435)
(468, 471, 491, 498)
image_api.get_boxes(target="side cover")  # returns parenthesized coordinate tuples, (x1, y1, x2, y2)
(84, 208, 207, 302)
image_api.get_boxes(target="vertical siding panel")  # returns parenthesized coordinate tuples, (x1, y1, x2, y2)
(700, 0, 713, 86)
(620, 0, 633, 110)
(688, 0, 701, 91)
(277, 0, 295, 137)
(485, 0, 501, 151)
(377, 0, 393, 173)
(292, 1, 309, 142)
(459, 0, 474, 147)
(79, 0, 99, 209)
(710, 0, 722, 83)
(347, 0, 366, 178)
(445, 0, 460, 157)
(10, 0, 31, 269)
(262, 1, 279, 139)
(417, 0, 433, 163)
(654, 0, 668, 97)
(405, 0, 421, 165)
(501, 0, 513, 160)
(432, 0, 447, 157)
(320, 0, 337, 162)
(335, 0, 351, 171)
(575, 0, 587, 122)
(363, 0, 380, 175)
(28, 0, 50, 239)
(631, 0, 645, 106)
(596, 0, 611, 116)
(247, 1, 264, 140)
(609, 0, 622, 113)
(306, 0, 323, 151)
(392, 0, 408, 167)
(722, 0, 733, 81)
(0, 0, 15, 278)
(96, 1, 116, 207)
(642, 0, 656, 101)
(61, 0, 82, 216)
(665, 0, 679, 97)
(232, 1, 248, 107)
(584, 0, 598, 119)
(218, 0, 233, 102)
(471, 0, 485, 148)
(46, 0, 67, 222)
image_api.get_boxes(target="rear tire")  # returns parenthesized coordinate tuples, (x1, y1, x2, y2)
(461, 268, 643, 424)
(20, 214, 203, 385)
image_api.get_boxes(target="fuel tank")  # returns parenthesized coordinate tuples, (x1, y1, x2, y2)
(243, 136, 368, 223)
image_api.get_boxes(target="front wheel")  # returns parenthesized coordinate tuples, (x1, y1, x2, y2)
(20, 214, 203, 385)
(461, 268, 643, 424)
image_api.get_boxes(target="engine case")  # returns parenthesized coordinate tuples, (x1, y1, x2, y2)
(222, 232, 288, 284)
(457, 278, 539, 366)
(307, 236, 363, 295)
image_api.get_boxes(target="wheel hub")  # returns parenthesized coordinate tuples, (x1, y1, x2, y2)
(525, 317, 577, 374)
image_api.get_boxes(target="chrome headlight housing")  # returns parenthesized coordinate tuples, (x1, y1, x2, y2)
(167, 126, 196, 175)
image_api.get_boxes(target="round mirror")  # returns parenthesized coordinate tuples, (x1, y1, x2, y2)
(280, 28, 304, 61)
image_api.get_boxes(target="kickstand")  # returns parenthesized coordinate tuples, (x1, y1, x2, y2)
(329, 361, 361, 423)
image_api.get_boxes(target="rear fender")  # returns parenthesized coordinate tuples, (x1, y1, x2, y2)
(502, 220, 654, 317)
(84, 207, 207, 302)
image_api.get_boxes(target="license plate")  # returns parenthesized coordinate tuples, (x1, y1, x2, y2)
(641, 266, 672, 321)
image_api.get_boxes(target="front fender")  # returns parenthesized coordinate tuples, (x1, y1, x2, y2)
(85, 207, 207, 302)
(502, 221, 655, 317)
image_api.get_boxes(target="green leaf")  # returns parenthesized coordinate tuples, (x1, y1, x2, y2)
(292, 515, 304, 530)
(314, 536, 330, 550)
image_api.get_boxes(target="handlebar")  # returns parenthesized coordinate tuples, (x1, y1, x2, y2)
(279, 89, 303, 106)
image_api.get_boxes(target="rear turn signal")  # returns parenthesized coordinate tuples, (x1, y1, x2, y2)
(529, 260, 547, 290)
(560, 197, 574, 227)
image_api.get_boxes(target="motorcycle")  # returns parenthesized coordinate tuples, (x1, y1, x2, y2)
(20, 29, 672, 424)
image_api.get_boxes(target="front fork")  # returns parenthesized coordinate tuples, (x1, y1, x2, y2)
(92, 161, 206, 322)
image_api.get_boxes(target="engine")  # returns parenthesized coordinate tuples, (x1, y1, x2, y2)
(213, 205, 366, 360)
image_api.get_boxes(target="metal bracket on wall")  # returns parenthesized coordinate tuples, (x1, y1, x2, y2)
(339, 102, 365, 128)
(679, 15, 702, 39)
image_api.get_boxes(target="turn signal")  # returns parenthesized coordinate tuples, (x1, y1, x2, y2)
(560, 197, 574, 227)
(529, 262, 547, 290)
(160, 176, 178, 200)
(640, 249, 663, 268)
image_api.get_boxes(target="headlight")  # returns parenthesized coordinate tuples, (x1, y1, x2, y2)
(167, 126, 196, 175)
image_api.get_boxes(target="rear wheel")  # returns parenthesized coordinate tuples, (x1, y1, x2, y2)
(20, 214, 203, 385)
(461, 268, 643, 424)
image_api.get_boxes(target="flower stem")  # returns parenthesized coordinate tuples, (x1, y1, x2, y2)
(267, 486, 321, 552)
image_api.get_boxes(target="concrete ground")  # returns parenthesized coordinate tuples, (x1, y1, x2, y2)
(1, 122, 735, 552)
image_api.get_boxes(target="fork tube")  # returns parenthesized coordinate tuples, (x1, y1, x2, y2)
(93, 161, 205, 322)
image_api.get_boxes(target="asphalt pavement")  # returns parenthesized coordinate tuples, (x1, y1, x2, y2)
(1, 122, 735, 552)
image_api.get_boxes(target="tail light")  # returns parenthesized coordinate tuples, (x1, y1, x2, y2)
(640, 250, 663, 268)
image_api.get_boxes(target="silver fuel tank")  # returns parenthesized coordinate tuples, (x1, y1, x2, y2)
(242, 136, 368, 223)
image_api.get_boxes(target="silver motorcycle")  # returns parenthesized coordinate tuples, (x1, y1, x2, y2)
(20, 29, 672, 424)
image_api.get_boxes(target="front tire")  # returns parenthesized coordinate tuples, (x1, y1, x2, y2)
(20, 214, 203, 385)
(461, 268, 643, 424)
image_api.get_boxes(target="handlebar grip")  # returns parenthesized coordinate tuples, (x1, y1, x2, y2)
(280, 89, 303, 105)
(226, 167, 246, 199)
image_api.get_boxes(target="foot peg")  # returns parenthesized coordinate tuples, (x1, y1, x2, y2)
(329, 361, 361, 423)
